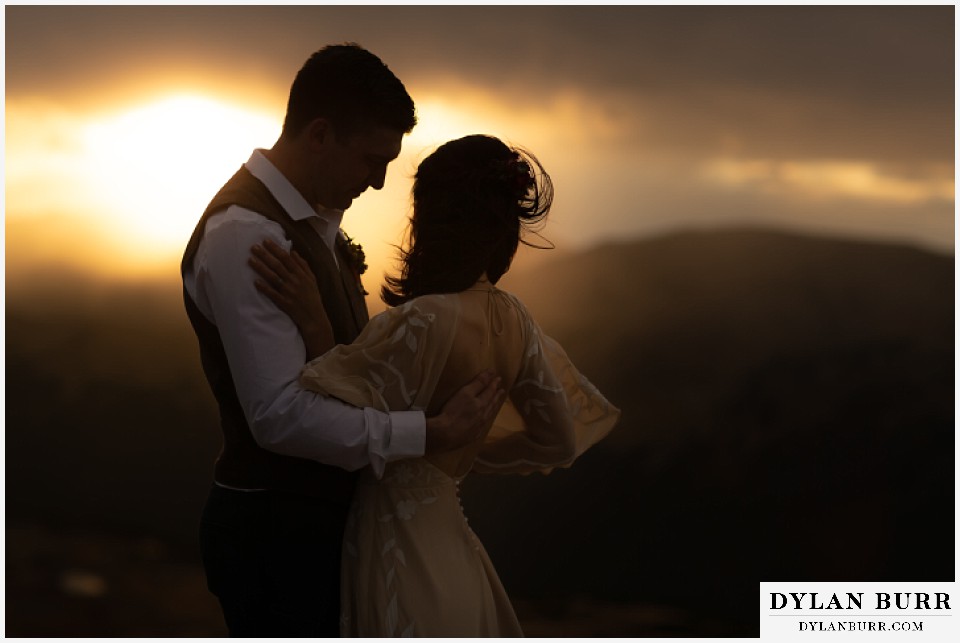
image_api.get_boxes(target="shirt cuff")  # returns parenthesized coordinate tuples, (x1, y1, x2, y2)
(363, 408, 426, 480)
(387, 410, 427, 460)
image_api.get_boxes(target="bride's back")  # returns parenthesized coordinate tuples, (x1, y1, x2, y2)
(426, 286, 526, 477)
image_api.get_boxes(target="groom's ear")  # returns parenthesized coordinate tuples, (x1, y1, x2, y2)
(305, 117, 334, 151)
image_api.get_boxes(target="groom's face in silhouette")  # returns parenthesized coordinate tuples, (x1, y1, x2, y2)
(311, 121, 404, 211)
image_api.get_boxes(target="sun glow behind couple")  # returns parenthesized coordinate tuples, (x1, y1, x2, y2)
(5, 73, 953, 291)
(5, 89, 506, 284)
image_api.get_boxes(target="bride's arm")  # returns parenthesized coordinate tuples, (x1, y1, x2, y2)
(249, 239, 334, 360)
(473, 301, 620, 475)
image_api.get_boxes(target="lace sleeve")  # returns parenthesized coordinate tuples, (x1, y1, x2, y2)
(473, 301, 620, 475)
(299, 295, 459, 413)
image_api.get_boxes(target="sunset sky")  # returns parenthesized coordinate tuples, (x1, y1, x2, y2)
(5, 4, 954, 284)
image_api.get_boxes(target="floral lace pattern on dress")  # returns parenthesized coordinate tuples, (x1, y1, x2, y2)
(299, 286, 620, 636)
(300, 295, 453, 414)
(342, 459, 464, 636)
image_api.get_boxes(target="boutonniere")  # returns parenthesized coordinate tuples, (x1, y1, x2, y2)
(340, 231, 369, 295)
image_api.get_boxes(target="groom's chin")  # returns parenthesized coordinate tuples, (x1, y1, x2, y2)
(334, 193, 359, 210)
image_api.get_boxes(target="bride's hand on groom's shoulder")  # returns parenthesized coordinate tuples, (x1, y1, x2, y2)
(249, 239, 334, 359)
(425, 371, 506, 454)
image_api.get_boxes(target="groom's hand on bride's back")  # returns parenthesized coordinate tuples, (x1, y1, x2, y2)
(425, 371, 506, 453)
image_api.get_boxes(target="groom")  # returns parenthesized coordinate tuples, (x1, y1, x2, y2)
(181, 44, 504, 637)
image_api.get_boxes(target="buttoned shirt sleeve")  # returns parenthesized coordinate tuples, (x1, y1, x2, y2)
(185, 206, 425, 478)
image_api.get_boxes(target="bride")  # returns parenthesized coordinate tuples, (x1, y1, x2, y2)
(249, 134, 620, 636)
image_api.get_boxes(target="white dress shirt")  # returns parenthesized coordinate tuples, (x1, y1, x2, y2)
(183, 150, 425, 481)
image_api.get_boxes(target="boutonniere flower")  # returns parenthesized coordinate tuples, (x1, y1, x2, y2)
(340, 231, 369, 295)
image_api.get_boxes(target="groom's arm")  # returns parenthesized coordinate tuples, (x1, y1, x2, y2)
(188, 207, 424, 477)
(246, 232, 509, 458)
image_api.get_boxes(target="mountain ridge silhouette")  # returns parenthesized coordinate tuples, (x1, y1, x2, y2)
(6, 226, 953, 635)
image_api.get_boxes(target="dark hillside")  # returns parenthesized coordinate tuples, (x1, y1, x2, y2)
(461, 229, 953, 634)
(5, 228, 953, 636)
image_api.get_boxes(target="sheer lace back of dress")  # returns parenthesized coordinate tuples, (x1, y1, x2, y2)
(299, 279, 619, 480)
(310, 279, 621, 637)
(426, 282, 527, 477)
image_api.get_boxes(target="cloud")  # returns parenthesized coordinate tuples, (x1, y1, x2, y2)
(702, 159, 955, 205)
(6, 6, 951, 165)
(4, 4, 953, 264)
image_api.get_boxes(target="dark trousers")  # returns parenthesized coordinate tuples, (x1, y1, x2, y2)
(199, 484, 349, 637)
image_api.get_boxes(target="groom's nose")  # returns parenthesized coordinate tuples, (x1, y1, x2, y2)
(368, 164, 388, 191)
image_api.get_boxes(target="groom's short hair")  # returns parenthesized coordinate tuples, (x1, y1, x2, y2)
(282, 43, 416, 141)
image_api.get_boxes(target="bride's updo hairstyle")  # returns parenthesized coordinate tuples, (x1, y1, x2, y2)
(382, 134, 553, 306)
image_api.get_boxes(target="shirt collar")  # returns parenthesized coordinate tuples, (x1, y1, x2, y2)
(245, 149, 344, 249)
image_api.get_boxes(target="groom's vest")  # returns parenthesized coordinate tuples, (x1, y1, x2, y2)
(181, 165, 370, 503)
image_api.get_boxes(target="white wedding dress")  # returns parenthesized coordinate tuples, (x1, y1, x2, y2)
(299, 280, 620, 637)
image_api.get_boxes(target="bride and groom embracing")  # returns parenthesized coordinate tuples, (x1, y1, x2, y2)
(181, 43, 620, 637)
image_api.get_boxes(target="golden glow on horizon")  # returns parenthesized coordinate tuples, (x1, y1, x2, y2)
(5, 91, 503, 279)
(703, 159, 955, 205)
(80, 95, 279, 245)
(5, 82, 954, 282)
(6, 93, 280, 276)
